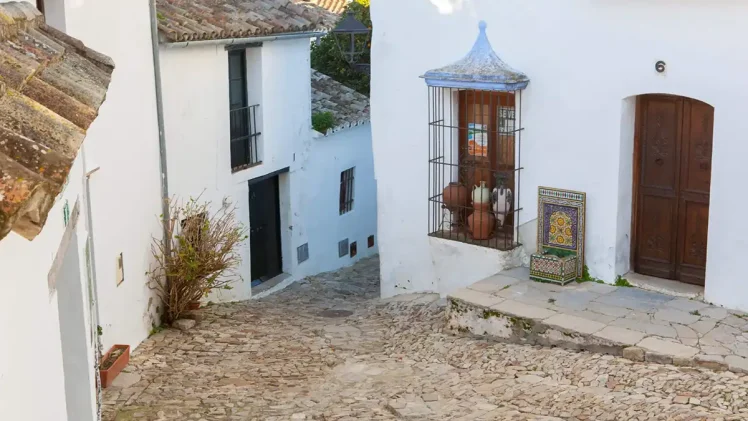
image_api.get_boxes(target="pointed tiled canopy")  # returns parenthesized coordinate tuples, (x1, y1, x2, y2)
(422, 21, 529, 92)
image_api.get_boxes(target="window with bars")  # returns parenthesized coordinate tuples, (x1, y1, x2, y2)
(428, 87, 523, 251)
(229, 50, 261, 171)
(339, 167, 355, 215)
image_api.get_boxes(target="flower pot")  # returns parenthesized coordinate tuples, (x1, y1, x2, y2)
(468, 202, 495, 240)
(187, 301, 200, 310)
(442, 182, 467, 211)
(530, 253, 578, 285)
(99, 344, 130, 388)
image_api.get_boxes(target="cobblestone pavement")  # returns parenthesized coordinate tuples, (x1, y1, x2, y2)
(103, 257, 748, 421)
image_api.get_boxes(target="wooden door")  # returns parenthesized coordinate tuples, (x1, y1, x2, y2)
(249, 176, 283, 283)
(634, 95, 713, 285)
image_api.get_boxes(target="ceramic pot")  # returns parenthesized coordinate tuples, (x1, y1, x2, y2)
(187, 301, 200, 310)
(472, 181, 491, 205)
(492, 186, 512, 228)
(468, 202, 495, 240)
(442, 182, 467, 210)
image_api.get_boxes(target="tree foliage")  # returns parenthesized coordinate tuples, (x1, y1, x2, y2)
(311, 0, 371, 95)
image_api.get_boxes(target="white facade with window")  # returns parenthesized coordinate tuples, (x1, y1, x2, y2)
(160, 39, 377, 302)
(372, 0, 748, 311)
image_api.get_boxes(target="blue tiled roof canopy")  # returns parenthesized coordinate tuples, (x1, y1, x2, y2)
(422, 21, 529, 91)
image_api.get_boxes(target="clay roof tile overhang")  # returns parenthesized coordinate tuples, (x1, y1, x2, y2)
(156, 0, 338, 43)
(311, 70, 369, 135)
(0, 1, 114, 242)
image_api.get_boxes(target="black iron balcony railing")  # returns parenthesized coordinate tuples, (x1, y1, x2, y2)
(230, 104, 261, 171)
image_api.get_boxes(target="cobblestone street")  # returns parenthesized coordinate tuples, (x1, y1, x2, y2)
(104, 257, 748, 420)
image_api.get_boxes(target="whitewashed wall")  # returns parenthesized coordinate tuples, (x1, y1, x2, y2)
(160, 40, 305, 302)
(0, 157, 94, 421)
(372, 0, 748, 309)
(296, 126, 378, 278)
(160, 40, 377, 301)
(60, 0, 164, 352)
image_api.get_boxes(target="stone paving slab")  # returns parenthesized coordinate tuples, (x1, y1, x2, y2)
(450, 267, 748, 375)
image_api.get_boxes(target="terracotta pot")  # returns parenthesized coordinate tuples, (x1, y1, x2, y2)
(442, 182, 467, 210)
(468, 202, 495, 240)
(99, 344, 130, 389)
(187, 301, 200, 310)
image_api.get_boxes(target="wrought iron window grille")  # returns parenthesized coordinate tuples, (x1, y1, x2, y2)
(339, 167, 355, 214)
(427, 87, 523, 251)
(230, 104, 262, 171)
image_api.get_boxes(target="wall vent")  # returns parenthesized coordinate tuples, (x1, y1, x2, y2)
(297, 243, 309, 264)
(338, 239, 349, 257)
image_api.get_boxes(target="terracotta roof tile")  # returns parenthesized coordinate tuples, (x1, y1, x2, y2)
(0, 2, 114, 242)
(157, 0, 338, 43)
(311, 70, 369, 135)
(299, 0, 349, 14)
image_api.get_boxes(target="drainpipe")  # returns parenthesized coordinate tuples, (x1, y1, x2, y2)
(161, 31, 324, 49)
(148, 0, 170, 255)
(81, 148, 103, 421)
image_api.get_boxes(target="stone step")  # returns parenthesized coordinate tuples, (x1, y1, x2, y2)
(447, 273, 748, 375)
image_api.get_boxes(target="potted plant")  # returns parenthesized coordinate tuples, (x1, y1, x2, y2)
(99, 344, 130, 388)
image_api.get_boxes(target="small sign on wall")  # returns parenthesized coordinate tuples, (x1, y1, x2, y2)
(468, 123, 487, 157)
(63, 200, 70, 226)
(116, 253, 125, 286)
(48, 199, 80, 296)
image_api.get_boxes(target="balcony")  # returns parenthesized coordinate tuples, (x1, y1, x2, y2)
(230, 104, 261, 171)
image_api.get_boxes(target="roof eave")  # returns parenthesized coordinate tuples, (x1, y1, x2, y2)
(423, 76, 529, 92)
(160, 30, 326, 48)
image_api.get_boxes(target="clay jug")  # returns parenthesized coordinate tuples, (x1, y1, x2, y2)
(442, 182, 467, 211)
(471, 181, 491, 205)
(468, 202, 495, 240)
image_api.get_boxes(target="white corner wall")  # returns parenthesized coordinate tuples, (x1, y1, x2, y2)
(372, 0, 748, 309)
(0, 157, 93, 421)
(63, 0, 163, 350)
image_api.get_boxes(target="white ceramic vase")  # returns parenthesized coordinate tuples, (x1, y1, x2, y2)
(492, 186, 512, 227)
(472, 181, 490, 204)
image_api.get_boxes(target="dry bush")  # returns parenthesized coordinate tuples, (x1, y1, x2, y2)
(148, 197, 247, 324)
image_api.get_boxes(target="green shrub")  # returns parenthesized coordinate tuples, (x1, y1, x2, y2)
(312, 111, 336, 133)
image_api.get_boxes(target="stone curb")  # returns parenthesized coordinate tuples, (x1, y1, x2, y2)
(447, 297, 748, 375)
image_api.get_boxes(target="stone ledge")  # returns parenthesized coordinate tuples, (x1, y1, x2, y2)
(447, 296, 748, 375)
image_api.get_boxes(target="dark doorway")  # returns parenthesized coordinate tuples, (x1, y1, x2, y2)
(633, 94, 713, 286)
(249, 175, 283, 284)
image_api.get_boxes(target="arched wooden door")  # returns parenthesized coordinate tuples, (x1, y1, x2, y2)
(633, 94, 713, 286)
